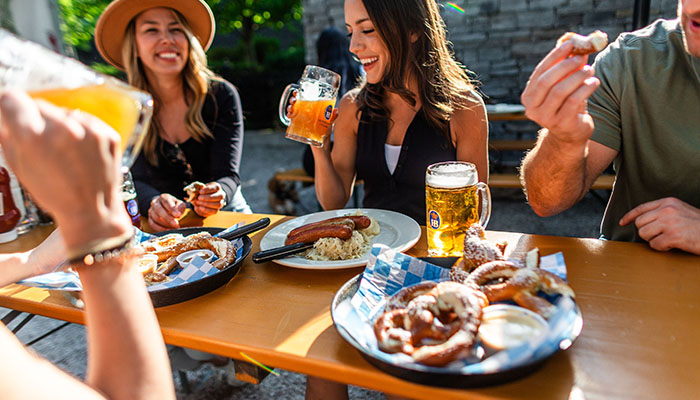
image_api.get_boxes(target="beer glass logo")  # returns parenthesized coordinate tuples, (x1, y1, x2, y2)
(429, 210, 441, 229)
(126, 199, 138, 216)
(324, 105, 333, 120)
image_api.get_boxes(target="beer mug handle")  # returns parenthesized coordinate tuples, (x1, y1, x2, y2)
(278, 83, 300, 126)
(477, 182, 491, 228)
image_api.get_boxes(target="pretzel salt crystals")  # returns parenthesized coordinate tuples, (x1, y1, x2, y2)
(556, 30, 608, 55)
(450, 224, 507, 283)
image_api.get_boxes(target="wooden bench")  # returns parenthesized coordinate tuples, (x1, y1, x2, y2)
(267, 168, 363, 214)
(271, 168, 614, 195)
(489, 139, 536, 151)
(489, 173, 615, 190)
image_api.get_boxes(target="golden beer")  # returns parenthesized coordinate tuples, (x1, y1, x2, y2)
(29, 82, 143, 151)
(425, 161, 491, 257)
(286, 98, 336, 145)
(279, 65, 340, 147)
(0, 30, 152, 170)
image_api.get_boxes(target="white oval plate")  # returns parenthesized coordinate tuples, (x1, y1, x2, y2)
(259, 208, 421, 269)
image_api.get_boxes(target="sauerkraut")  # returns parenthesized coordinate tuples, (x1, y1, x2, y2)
(304, 212, 380, 261)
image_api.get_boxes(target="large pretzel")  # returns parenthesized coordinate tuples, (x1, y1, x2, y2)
(465, 261, 574, 318)
(374, 281, 487, 366)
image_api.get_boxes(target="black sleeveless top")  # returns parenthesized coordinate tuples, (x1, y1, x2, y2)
(355, 110, 457, 223)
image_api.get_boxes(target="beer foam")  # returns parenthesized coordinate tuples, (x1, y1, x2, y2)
(426, 162, 477, 188)
(300, 80, 322, 100)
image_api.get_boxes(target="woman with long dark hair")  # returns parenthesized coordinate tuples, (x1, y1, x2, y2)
(309, 0, 488, 224)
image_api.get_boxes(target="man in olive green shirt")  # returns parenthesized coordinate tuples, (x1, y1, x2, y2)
(519, 0, 700, 255)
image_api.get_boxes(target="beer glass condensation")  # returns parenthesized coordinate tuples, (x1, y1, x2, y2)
(425, 161, 491, 257)
(278, 65, 340, 147)
(0, 29, 153, 172)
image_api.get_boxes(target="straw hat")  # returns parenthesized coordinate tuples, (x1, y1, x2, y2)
(95, 0, 215, 70)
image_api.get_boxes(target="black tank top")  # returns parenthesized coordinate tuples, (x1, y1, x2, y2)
(355, 110, 457, 223)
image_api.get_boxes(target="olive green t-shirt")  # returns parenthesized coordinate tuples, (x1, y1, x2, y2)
(589, 19, 700, 242)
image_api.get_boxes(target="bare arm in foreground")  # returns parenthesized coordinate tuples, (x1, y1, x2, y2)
(0, 91, 174, 400)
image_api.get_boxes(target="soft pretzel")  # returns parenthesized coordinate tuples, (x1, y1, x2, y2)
(198, 236, 237, 270)
(557, 30, 608, 55)
(152, 232, 211, 262)
(452, 225, 507, 282)
(465, 261, 574, 318)
(374, 281, 486, 366)
(464, 261, 534, 301)
(183, 181, 205, 202)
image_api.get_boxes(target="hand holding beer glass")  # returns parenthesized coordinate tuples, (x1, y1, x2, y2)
(278, 65, 340, 147)
(426, 161, 491, 256)
(0, 29, 153, 172)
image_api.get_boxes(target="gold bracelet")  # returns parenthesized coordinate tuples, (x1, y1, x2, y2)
(67, 231, 137, 266)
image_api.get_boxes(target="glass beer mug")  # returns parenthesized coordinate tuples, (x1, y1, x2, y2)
(278, 65, 341, 147)
(0, 29, 153, 172)
(425, 161, 491, 257)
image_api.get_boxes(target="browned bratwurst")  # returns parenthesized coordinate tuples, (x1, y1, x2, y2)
(287, 215, 371, 238)
(284, 218, 356, 245)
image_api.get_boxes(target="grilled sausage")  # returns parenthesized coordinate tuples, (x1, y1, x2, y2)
(287, 215, 371, 238)
(284, 219, 355, 245)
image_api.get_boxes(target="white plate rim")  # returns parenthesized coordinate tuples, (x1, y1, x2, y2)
(259, 208, 421, 269)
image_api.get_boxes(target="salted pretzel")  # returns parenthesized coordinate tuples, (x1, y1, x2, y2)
(374, 281, 487, 366)
(556, 30, 608, 55)
(465, 261, 574, 318)
(450, 225, 507, 283)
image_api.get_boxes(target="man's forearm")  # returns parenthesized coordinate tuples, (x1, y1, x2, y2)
(521, 129, 590, 216)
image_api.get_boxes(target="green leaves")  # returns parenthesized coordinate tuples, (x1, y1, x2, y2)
(205, 0, 302, 34)
(58, 0, 111, 51)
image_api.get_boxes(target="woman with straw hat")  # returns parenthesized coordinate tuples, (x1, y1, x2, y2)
(95, 0, 251, 233)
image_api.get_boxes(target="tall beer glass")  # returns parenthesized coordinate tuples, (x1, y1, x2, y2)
(278, 65, 340, 147)
(0, 29, 152, 172)
(425, 161, 491, 257)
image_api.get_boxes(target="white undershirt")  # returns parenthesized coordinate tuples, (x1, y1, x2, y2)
(384, 144, 401, 174)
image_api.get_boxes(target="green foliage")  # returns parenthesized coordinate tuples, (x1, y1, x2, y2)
(90, 62, 124, 78)
(205, 0, 302, 33)
(57, 0, 110, 51)
(205, 0, 302, 65)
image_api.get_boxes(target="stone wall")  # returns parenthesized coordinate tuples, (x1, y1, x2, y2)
(301, 0, 678, 104)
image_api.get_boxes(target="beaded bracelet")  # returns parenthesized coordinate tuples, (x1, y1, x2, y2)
(67, 231, 138, 266)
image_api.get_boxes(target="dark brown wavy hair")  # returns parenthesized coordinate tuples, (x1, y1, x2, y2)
(356, 0, 477, 135)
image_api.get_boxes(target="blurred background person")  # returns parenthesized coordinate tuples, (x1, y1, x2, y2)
(95, 0, 251, 233)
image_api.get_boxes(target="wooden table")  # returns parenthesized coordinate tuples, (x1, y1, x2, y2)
(1, 212, 699, 399)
